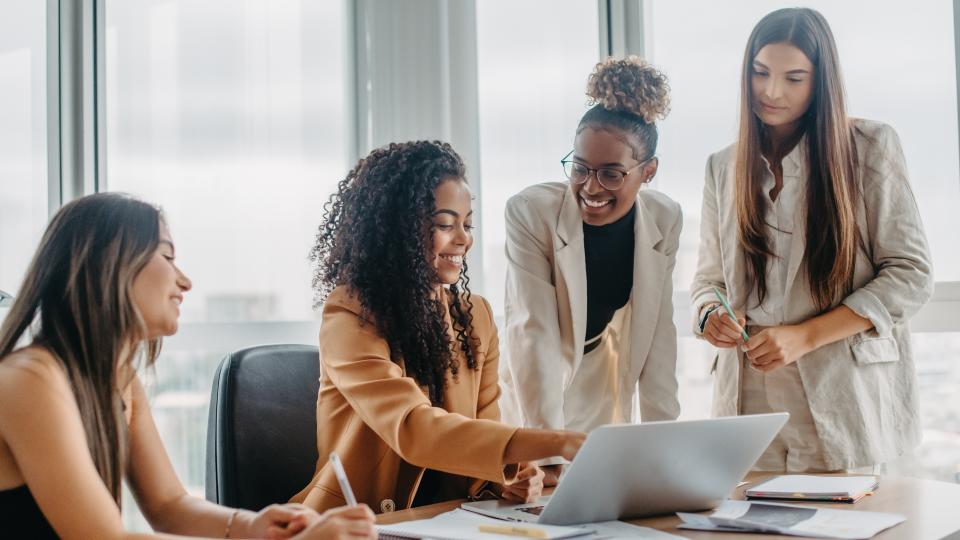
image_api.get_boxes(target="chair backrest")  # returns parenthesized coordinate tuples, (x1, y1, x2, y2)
(205, 344, 320, 510)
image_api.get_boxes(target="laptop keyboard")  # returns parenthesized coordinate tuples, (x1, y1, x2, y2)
(518, 506, 544, 516)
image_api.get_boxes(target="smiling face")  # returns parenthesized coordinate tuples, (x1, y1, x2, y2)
(570, 127, 657, 226)
(131, 221, 192, 338)
(429, 178, 474, 285)
(751, 42, 815, 139)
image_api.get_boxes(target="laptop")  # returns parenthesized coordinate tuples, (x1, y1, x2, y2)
(462, 413, 788, 526)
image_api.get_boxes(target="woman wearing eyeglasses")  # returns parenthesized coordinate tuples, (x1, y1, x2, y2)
(500, 57, 681, 483)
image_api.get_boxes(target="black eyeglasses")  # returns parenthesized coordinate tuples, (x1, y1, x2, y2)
(560, 150, 655, 191)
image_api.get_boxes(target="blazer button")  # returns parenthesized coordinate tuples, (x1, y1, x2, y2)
(380, 499, 396, 513)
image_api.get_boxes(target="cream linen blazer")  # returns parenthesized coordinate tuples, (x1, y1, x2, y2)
(691, 119, 934, 469)
(500, 182, 682, 431)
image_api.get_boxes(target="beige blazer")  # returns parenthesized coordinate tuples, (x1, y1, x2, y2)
(500, 182, 682, 431)
(290, 286, 518, 513)
(691, 119, 934, 469)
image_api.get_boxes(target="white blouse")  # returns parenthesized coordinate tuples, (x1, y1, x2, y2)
(746, 143, 806, 327)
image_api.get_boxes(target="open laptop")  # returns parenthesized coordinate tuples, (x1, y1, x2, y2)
(462, 413, 788, 526)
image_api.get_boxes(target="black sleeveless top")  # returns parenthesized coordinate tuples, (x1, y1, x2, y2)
(0, 484, 59, 538)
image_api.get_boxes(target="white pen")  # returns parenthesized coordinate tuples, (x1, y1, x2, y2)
(328, 452, 358, 506)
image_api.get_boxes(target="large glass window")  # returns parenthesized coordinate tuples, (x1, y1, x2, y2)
(647, 0, 960, 480)
(476, 0, 600, 316)
(105, 0, 346, 528)
(0, 0, 47, 316)
(890, 332, 960, 481)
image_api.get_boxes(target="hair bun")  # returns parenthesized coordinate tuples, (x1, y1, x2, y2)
(586, 56, 670, 123)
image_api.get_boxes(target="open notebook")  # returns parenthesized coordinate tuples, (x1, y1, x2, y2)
(746, 475, 878, 503)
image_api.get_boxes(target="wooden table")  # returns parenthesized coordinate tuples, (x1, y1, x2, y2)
(378, 473, 960, 539)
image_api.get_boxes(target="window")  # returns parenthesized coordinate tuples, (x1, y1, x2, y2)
(676, 336, 715, 420)
(0, 0, 47, 315)
(476, 0, 600, 316)
(889, 332, 960, 480)
(104, 0, 346, 528)
(646, 0, 960, 480)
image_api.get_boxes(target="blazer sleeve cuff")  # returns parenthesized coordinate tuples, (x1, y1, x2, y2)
(842, 289, 894, 337)
(485, 424, 522, 484)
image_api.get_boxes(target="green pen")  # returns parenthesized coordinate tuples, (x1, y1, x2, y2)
(712, 286, 749, 341)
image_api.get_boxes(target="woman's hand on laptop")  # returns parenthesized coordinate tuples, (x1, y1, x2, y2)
(501, 462, 545, 503)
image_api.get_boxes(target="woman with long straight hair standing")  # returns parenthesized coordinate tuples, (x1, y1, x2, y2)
(692, 8, 933, 472)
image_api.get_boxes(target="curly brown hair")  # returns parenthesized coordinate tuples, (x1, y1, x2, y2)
(579, 56, 671, 160)
(586, 55, 670, 122)
(310, 140, 477, 405)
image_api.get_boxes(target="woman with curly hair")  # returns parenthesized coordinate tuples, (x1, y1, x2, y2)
(500, 57, 682, 484)
(291, 140, 585, 513)
(693, 8, 932, 472)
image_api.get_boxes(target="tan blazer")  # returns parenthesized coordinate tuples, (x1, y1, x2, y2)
(499, 182, 682, 431)
(290, 286, 518, 513)
(691, 119, 934, 469)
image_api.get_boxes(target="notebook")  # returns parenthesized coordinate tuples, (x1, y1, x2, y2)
(745, 475, 878, 503)
(377, 509, 590, 539)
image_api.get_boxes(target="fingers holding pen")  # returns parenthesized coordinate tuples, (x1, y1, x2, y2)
(704, 308, 747, 348)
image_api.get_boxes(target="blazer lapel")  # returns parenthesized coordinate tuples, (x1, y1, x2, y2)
(627, 195, 667, 378)
(715, 160, 751, 312)
(555, 187, 587, 377)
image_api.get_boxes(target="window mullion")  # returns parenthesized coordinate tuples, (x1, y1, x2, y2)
(348, 0, 484, 293)
(598, 0, 645, 59)
(49, 0, 105, 212)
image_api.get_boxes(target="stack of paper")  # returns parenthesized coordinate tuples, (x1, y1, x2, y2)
(677, 500, 905, 539)
(746, 475, 878, 503)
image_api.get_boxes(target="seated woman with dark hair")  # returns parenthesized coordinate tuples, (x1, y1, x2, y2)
(292, 140, 585, 513)
(0, 193, 375, 539)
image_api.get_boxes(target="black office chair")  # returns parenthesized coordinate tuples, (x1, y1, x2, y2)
(205, 344, 321, 510)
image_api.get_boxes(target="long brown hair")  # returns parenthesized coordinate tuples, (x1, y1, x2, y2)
(0, 193, 163, 504)
(735, 8, 859, 311)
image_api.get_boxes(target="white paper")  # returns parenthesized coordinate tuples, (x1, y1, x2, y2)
(677, 500, 905, 540)
(377, 509, 684, 540)
(377, 509, 589, 539)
